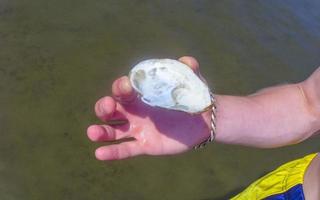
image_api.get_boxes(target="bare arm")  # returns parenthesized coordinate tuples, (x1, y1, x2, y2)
(215, 80, 320, 147)
(87, 57, 320, 160)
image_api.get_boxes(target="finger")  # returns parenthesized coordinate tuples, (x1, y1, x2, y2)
(87, 124, 130, 142)
(112, 76, 137, 103)
(95, 96, 116, 121)
(179, 56, 208, 84)
(95, 142, 143, 161)
(178, 56, 200, 74)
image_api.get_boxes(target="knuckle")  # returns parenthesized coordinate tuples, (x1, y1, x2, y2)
(105, 126, 116, 140)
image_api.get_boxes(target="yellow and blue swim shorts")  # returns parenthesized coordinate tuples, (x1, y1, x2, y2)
(231, 153, 318, 200)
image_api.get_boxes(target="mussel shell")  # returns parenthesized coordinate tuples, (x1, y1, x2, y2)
(129, 59, 211, 114)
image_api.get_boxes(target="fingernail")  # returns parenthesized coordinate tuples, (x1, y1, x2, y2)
(120, 79, 132, 94)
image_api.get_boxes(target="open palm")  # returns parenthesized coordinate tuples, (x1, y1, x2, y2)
(87, 57, 211, 161)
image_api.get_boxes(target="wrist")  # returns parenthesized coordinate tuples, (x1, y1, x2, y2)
(194, 109, 214, 148)
(194, 92, 217, 149)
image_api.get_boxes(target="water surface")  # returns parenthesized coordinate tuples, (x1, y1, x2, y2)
(0, 0, 320, 199)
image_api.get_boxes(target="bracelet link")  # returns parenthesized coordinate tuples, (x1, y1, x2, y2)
(194, 92, 216, 150)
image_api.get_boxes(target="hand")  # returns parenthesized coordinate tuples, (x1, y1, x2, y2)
(87, 57, 212, 161)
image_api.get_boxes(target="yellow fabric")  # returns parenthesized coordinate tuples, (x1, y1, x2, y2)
(231, 153, 318, 200)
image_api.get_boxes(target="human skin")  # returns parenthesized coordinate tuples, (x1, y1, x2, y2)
(304, 154, 320, 200)
(87, 56, 320, 199)
(87, 57, 320, 159)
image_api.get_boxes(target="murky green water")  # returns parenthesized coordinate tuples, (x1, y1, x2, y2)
(1, 0, 320, 199)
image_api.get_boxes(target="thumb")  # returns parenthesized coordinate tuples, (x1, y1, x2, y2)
(178, 56, 200, 75)
(178, 56, 208, 85)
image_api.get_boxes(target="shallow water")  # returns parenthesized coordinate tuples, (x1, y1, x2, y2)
(0, 0, 320, 199)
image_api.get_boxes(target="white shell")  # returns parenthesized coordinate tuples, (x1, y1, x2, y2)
(129, 59, 211, 114)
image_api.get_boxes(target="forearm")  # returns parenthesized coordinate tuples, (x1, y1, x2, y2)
(214, 81, 320, 148)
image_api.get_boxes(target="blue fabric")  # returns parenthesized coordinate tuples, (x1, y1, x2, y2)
(264, 184, 305, 200)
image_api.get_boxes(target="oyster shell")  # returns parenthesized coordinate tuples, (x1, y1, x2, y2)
(129, 59, 211, 114)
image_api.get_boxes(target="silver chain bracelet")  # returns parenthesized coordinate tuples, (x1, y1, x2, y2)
(194, 92, 217, 149)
